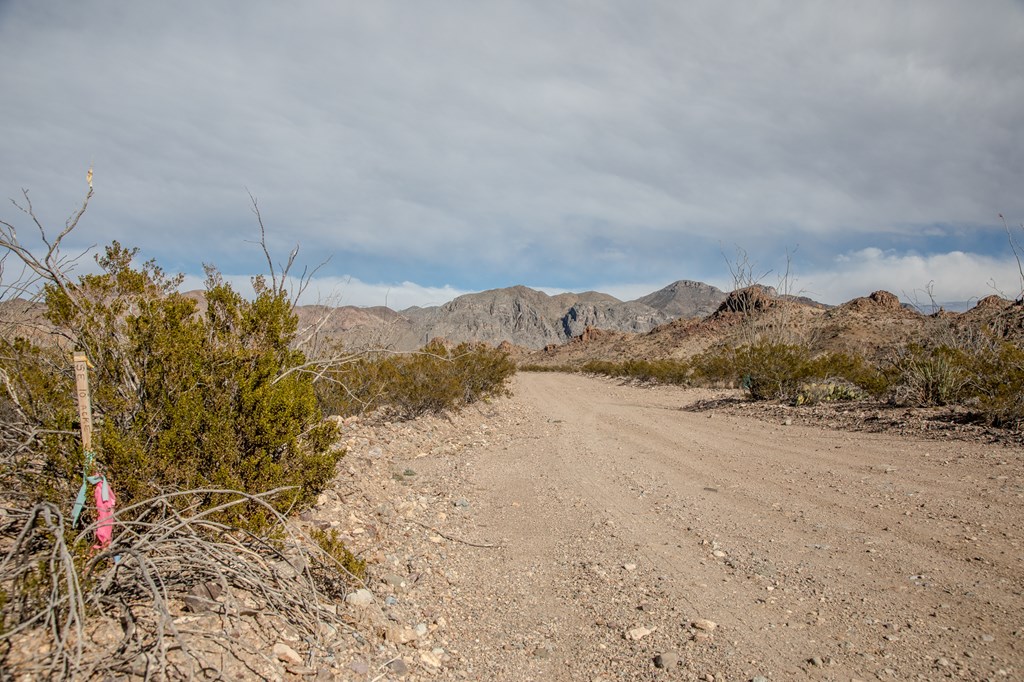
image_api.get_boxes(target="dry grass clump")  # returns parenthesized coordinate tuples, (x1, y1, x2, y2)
(0, 488, 358, 680)
(889, 341, 1024, 427)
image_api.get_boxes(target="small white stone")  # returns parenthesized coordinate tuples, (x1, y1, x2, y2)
(625, 626, 654, 640)
(345, 589, 374, 607)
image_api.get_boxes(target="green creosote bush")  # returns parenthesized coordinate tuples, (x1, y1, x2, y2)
(317, 339, 516, 420)
(578, 343, 892, 403)
(578, 359, 689, 384)
(1, 242, 343, 532)
(805, 351, 893, 399)
(727, 342, 816, 401)
(311, 527, 367, 582)
(517, 363, 576, 373)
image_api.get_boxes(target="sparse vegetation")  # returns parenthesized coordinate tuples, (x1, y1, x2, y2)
(317, 339, 516, 420)
(566, 342, 890, 404)
(580, 359, 689, 384)
(0, 181, 367, 675)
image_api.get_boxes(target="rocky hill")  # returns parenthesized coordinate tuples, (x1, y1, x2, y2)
(634, 279, 726, 318)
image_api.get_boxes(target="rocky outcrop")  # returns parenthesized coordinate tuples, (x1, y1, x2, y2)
(561, 301, 668, 338)
(975, 294, 1011, 310)
(868, 290, 901, 309)
(713, 285, 777, 316)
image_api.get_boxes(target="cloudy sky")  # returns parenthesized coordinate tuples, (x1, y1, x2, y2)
(2, 2, 1022, 310)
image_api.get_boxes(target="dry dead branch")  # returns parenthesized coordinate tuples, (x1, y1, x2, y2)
(0, 488, 360, 680)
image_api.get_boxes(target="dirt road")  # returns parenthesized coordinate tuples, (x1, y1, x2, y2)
(405, 373, 1023, 681)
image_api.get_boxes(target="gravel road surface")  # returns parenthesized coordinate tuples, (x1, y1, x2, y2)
(402, 373, 1023, 681)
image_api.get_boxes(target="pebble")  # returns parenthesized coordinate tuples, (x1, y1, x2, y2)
(453, 498, 470, 508)
(286, 664, 317, 676)
(653, 652, 679, 669)
(345, 588, 374, 607)
(624, 563, 638, 572)
(348, 659, 369, 675)
(692, 619, 717, 631)
(383, 573, 408, 591)
(752, 677, 769, 682)
(272, 642, 303, 666)
(420, 651, 443, 668)
(385, 625, 417, 644)
(626, 626, 654, 640)
(389, 659, 409, 675)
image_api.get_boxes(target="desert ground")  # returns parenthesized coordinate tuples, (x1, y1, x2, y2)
(327, 372, 1024, 681)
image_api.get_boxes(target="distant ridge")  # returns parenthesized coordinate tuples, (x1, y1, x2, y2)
(294, 280, 733, 350)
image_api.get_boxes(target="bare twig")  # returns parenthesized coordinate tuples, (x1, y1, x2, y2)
(411, 519, 500, 548)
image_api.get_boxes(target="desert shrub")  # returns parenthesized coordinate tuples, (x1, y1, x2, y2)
(688, 348, 742, 388)
(0, 243, 342, 531)
(311, 527, 368, 582)
(884, 340, 1024, 426)
(732, 343, 816, 400)
(957, 342, 1024, 427)
(318, 340, 515, 420)
(517, 363, 576, 373)
(689, 343, 887, 402)
(795, 381, 865, 405)
(805, 351, 892, 398)
(0, 188, 370, 678)
(976, 345, 1024, 427)
(888, 344, 970, 406)
(627, 359, 689, 384)
(578, 359, 689, 384)
(580, 360, 627, 377)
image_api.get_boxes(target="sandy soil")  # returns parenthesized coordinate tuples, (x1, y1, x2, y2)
(389, 372, 1024, 681)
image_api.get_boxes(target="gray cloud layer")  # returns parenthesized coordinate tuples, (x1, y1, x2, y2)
(2, 1, 1022, 306)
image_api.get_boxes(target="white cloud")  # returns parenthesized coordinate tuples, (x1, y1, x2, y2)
(802, 249, 1022, 305)
(178, 273, 471, 311)
(1, 1, 1022, 293)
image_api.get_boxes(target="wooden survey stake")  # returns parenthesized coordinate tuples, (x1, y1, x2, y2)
(73, 351, 94, 452)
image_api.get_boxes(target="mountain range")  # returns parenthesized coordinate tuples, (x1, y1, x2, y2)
(295, 280, 728, 351)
